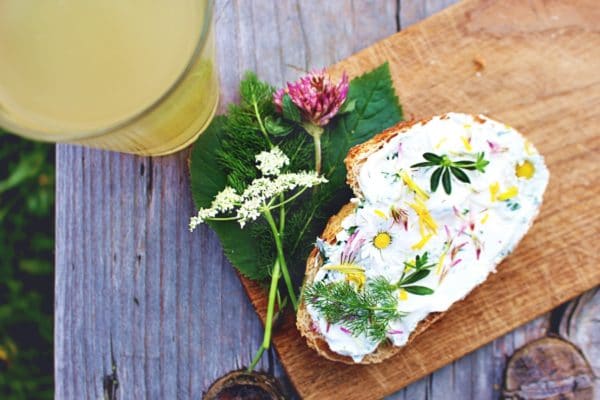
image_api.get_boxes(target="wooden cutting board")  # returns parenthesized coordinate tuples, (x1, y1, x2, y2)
(240, 0, 600, 398)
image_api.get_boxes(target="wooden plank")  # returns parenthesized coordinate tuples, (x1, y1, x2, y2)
(400, 0, 461, 28)
(389, 2, 552, 399)
(239, 0, 600, 398)
(55, 1, 398, 399)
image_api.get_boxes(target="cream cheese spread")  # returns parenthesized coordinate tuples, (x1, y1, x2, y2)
(306, 113, 549, 362)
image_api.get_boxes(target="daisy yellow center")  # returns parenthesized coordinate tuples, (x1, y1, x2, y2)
(515, 160, 535, 179)
(373, 232, 392, 250)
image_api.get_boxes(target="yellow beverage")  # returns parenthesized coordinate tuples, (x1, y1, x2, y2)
(0, 0, 218, 155)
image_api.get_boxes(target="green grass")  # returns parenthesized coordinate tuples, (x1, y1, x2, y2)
(0, 129, 54, 399)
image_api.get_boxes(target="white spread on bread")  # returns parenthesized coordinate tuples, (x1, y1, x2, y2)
(306, 113, 549, 362)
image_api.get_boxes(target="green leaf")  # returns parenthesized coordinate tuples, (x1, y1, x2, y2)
(282, 94, 302, 123)
(189, 63, 403, 284)
(411, 161, 436, 168)
(430, 167, 443, 192)
(442, 168, 452, 194)
(323, 62, 403, 190)
(450, 166, 470, 183)
(454, 160, 475, 166)
(264, 115, 294, 137)
(339, 99, 356, 114)
(400, 269, 430, 285)
(0, 151, 45, 193)
(423, 152, 442, 163)
(189, 116, 270, 280)
(475, 152, 490, 172)
(403, 285, 434, 295)
(19, 259, 53, 276)
(240, 71, 274, 113)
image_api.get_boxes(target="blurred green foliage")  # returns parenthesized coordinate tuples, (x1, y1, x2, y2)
(0, 129, 54, 399)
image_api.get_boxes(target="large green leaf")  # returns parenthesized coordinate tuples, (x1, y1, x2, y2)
(189, 116, 271, 280)
(284, 63, 403, 283)
(189, 63, 403, 283)
(322, 62, 403, 190)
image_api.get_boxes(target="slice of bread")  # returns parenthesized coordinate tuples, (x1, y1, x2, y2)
(297, 119, 442, 365)
(296, 115, 547, 364)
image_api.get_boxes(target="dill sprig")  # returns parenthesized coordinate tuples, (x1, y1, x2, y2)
(304, 277, 404, 342)
(305, 252, 436, 341)
(411, 152, 489, 194)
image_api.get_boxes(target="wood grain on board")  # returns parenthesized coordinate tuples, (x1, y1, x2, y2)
(240, 0, 600, 398)
(54, 0, 599, 399)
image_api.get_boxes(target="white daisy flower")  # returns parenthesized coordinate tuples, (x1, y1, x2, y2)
(355, 206, 407, 264)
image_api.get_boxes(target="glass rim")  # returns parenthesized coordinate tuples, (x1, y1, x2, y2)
(0, 0, 215, 142)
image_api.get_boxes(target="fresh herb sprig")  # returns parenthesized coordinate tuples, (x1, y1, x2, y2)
(392, 252, 436, 295)
(305, 252, 435, 341)
(190, 64, 403, 372)
(304, 278, 404, 342)
(411, 152, 490, 194)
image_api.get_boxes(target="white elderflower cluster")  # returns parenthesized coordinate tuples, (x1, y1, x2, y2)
(255, 147, 289, 176)
(190, 148, 327, 231)
(189, 186, 242, 231)
(213, 186, 241, 212)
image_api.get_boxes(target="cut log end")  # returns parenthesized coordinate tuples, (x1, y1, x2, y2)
(204, 370, 286, 400)
(503, 336, 595, 400)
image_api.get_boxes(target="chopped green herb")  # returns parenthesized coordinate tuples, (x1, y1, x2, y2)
(304, 252, 436, 342)
(304, 278, 404, 342)
(411, 152, 490, 194)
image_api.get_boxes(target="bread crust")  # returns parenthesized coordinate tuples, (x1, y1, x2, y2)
(296, 114, 538, 365)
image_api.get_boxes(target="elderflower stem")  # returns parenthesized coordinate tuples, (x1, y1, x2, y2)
(251, 97, 288, 239)
(262, 259, 280, 348)
(279, 194, 285, 233)
(263, 207, 298, 310)
(247, 346, 265, 373)
(267, 187, 309, 210)
(248, 259, 281, 372)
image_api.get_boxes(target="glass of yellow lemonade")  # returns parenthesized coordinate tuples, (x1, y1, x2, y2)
(0, 0, 218, 156)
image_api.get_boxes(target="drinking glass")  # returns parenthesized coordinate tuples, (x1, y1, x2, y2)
(0, 0, 218, 156)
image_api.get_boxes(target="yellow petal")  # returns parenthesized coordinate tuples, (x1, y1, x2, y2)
(346, 272, 366, 290)
(489, 182, 500, 202)
(461, 136, 473, 152)
(324, 264, 366, 290)
(324, 263, 365, 274)
(400, 171, 429, 200)
(480, 212, 489, 224)
(436, 252, 447, 275)
(497, 186, 519, 201)
(398, 289, 408, 301)
(408, 198, 438, 234)
(374, 209, 387, 219)
(411, 234, 432, 250)
(435, 137, 447, 149)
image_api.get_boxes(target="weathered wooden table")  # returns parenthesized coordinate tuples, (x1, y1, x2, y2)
(55, 1, 595, 399)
